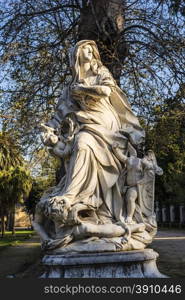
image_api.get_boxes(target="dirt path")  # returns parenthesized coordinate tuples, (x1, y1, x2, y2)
(0, 235, 41, 278)
(151, 229, 185, 278)
(0, 229, 185, 278)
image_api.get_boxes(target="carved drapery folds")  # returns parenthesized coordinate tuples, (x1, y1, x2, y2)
(33, 40, 162, 254)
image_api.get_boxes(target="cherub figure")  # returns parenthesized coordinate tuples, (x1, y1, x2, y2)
(41, 113, 79, 163)
(112, 143, 163, 224)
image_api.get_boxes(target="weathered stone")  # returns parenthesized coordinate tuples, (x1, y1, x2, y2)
(32, 40, 166, 277)
(40, 249, 167, 278)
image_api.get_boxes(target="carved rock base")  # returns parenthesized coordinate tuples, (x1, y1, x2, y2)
(40, 248, 168, 278)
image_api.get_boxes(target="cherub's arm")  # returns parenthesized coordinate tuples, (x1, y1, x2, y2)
(154, 165, 163, 175)
(112, 142, 128, 163)
(141, 158, 163, 175)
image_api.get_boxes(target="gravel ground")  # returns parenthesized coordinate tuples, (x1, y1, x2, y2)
(151, 229, 185, 278)
(0, 229, 184, 278)
(0, 235, 41, 279)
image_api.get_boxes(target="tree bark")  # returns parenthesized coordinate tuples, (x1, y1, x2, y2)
(11, 205, 16, 236)
(8, 212, 14, 231)
(78, 0, 128, 83)
(1, 214, 5, 238)
(7, 211, 13, 231)
(6, 213, 10, 231)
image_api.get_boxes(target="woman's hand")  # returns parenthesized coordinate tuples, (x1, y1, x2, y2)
(71, 83, 85, 93)
(71, 84, 85, 101)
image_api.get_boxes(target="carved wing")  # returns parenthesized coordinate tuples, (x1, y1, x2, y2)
(137, 175, 155, 218)
(136, 169, 157, 230)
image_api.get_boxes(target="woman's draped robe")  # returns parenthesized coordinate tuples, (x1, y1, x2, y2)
(37, 40, 157, 251)
(43, 66, 155, 249)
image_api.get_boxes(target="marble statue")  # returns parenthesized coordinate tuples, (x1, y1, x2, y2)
(33, 40, 163, 254)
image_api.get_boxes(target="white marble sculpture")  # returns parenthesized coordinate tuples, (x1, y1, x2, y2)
(33, 40, 163, 253)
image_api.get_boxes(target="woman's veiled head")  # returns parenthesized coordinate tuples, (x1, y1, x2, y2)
(80, 44, 93, 63)
(69, 40, 103, 82)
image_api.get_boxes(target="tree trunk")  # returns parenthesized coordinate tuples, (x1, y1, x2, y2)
(7, 211, 13, 231)
(1, 214, 5, 238)
(11, 205, 16, 236)
(6, 213, 9, 231)
(6, 212, 12, 231)
(28, 214, 33, 230)
(78, 0, 128, 83)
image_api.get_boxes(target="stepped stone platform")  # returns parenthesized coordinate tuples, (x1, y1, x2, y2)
(40, 248, 167, 278)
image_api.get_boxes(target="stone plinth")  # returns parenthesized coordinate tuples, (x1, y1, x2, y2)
(40, 248, 167, 278)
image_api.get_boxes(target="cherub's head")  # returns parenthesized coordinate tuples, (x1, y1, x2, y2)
(145, 150, 156, 163)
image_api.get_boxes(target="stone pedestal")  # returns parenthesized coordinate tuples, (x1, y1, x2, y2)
(40, 248, 167, 278)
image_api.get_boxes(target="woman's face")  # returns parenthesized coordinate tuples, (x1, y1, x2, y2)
(81, 44, 93, 62)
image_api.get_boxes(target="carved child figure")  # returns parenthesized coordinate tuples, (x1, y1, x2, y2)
(41, 113, 79, 162)
(112, 143, 163, 224)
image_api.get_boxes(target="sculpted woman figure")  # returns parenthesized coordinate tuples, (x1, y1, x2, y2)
(33, 40, 160, 253)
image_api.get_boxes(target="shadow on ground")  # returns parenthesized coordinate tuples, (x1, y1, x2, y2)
(151, 229, 185, 278)
(0, 235, 42, 278)
(0, 229, 184, 278)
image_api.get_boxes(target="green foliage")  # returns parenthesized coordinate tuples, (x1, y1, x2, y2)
(0, 131, 23, 170)
(145, 101, 185, 204)
(0, 0, 184, 208)
(9, 166, 32, 203)
(0, 170, 12, 214)
(0, 0, 185, 153)
(26, 176, 54, 216)
(163, 0, 185, 16)
(0, 230, 34, 249)
(0, 166, 32, 218)
(0, 131, 32, 235)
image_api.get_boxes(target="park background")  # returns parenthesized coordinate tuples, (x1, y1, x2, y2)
(0, 0, 185, 278)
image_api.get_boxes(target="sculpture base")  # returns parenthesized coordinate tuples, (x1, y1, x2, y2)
(40, 248, 167, 278)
